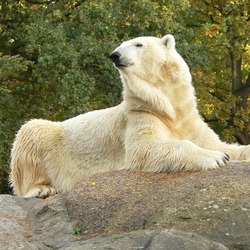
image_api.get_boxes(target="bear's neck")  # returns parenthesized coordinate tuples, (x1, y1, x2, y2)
(121, 73, 198, 120)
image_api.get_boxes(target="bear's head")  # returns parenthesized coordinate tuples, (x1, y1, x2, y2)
(110, 34, 190, 84)
(110, 35, 193, 117)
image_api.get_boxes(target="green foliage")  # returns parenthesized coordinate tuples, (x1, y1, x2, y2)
(182, 0, 250, 144)
(0, 0, 249, 193)
(72, 226, 81, 235)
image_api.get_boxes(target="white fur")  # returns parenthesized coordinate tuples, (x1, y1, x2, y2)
(10, 35, 250, 198)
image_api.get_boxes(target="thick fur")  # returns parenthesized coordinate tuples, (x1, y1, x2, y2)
(10, 34, 250, 198)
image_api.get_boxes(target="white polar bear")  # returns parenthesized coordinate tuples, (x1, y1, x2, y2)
(10, 34, 250, 198)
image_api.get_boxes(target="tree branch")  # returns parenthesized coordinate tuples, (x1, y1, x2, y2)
(245, 72, 250, 88)
(201, 114, 219, 123)
(25, 0, 53, 4)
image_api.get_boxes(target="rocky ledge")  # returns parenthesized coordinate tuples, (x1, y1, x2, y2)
(0, 161, 249, 250)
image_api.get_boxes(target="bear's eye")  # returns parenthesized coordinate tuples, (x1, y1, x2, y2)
(135, 43, 143, 47)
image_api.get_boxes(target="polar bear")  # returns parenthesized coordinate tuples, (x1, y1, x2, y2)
(10, 34, 250, 198)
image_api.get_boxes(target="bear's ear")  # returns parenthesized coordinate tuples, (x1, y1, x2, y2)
(162, 34, 175, 49)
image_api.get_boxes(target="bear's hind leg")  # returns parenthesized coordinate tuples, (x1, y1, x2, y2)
(24, 184, 57, 198)
(10, 119, 63, 198)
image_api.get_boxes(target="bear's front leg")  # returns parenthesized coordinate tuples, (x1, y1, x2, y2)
(185, 147, 230, 171)
(240, 145, 250, 161)
(231, 144, 250, 161)
(124, 138, 229, 172)
(216, 144, 250, 161)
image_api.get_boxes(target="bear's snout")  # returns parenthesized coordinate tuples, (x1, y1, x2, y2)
(109, 51, 121, 64)
(110, 50, 133, 68)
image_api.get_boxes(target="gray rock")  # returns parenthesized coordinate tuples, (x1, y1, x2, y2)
(62, 229, 228, 250)
(66, 162, 250, 250)
(0, 162, 249, 249)
(0, 194, 227, 250)
(0, 195, 38, 250)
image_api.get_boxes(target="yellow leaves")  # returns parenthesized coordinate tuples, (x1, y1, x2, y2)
(241, 160, 249, 162)
(193, 70, 204, 78)
(53, 10, 62, 19)
(125, 21, 131, 27)
(205, 30, 213, 38)
(205, 28, 220, 38)
(91, 181, 96, 186)
(205, 103, 215, 115)
(162, 6, 168, 11)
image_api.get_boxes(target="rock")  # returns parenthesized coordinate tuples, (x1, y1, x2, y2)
(0, 195, 38, 250)
(17, 194, 79, 249)
(0, 195, 227, 250)
(66, 162, 250, 250)
(62, 229, 228, 250)
(0, 162, 249, 249)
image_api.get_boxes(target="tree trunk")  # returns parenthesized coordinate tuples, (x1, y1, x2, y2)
(230, 53, 250, 145)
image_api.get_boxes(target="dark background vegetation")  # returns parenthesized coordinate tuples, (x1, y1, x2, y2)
(0, 0, 249, 194)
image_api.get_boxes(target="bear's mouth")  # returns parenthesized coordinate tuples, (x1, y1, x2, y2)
(114, 61, 134, 68)
(114, 63, 129, 68)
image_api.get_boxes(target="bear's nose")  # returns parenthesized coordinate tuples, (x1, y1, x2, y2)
(109, 51, 121, 63)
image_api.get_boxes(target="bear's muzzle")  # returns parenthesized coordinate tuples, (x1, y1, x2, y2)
(109, 51, 122, 66)
(110, 51, 131, 68)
